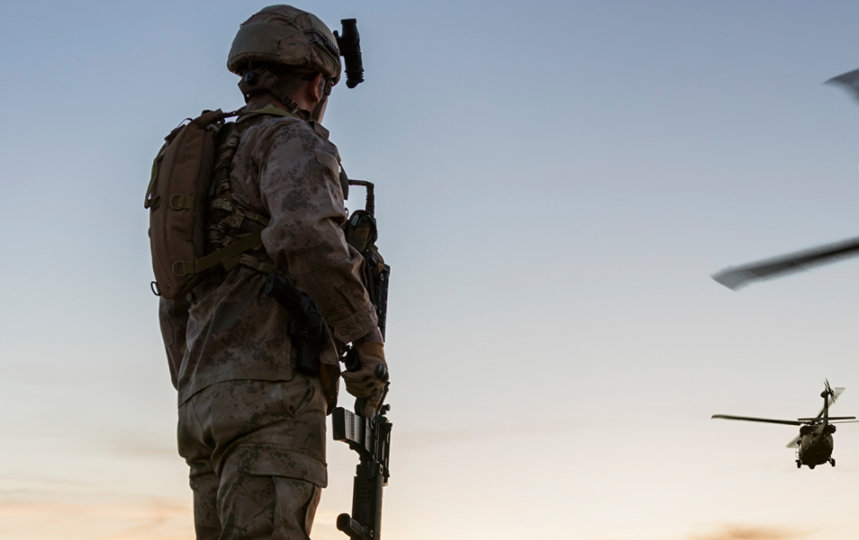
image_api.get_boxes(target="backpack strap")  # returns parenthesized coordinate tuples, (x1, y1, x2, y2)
(173, 231, 263, 278)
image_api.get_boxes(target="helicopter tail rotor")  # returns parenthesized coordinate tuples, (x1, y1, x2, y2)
(821, 379, 844, 403)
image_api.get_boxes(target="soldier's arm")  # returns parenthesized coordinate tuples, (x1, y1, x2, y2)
(258, 123, 378, 344)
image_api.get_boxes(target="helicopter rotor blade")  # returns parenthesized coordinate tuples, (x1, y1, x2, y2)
(711, 236, 859, 290)
(826, 68, 859, 104)
(797, 416, 856, 422)
(711, 414, 803, 426)
(711, 70, 859, 292)
(832, 387, 844, 403)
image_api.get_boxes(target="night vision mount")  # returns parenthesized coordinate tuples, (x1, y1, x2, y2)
(335, 19, 364, 88)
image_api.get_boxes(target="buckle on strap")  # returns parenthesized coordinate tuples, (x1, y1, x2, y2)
(178, 232, 263, 277)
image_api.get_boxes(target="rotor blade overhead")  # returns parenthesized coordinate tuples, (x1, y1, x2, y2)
(826, 68, 859, 103)
(711, 236, 859, 290)
(711, 414, 803, 426)
(798, 416, 858, 422)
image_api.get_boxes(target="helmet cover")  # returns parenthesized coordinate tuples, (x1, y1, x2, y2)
(228, 5, 341, 85)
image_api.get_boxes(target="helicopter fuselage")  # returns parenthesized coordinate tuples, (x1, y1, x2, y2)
(796, 425, 835, 468)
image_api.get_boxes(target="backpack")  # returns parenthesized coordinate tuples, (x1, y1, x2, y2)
(145, 106, 381, 309)
(145, 108, 264, 299)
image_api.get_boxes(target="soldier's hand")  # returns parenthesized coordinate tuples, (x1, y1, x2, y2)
(342, 339, 388, 417)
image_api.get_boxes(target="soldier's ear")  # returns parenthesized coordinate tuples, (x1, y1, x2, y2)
(309, 73, 326, 103)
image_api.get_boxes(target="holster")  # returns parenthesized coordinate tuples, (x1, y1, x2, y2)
(263, 272, 344, 412)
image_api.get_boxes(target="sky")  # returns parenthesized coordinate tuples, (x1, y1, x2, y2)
(3, 1, 859, 539)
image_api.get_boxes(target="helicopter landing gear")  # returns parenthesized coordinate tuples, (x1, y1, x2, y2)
(796, 460, 801, 469)
(829, 458, 836, 467)
(809, 464, 816, 469)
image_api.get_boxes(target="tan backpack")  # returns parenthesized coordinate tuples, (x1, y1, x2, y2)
(145, 108, 265, 299)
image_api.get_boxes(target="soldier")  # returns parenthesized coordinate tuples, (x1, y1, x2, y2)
(157, 5, 388, 539)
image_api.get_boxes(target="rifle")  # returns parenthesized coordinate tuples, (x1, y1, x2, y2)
(343, 179, 390, 339)
(334, 178, 392, 539)
(332, 366, 391, 540)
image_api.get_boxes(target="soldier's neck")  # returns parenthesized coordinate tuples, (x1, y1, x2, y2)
(246, 94, 295, 112)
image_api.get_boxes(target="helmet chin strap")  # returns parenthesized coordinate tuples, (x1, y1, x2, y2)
(238, 69, 305, 118)
(309, 77, 335, 122)
(310, 94, 329, 122)
(239, 68, 334, 122)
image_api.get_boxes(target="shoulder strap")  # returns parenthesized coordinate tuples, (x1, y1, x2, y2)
(175, 231, 263, 277)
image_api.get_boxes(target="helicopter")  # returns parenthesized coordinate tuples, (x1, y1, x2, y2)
(712, 68, 859, 291)
(712, 380, 857, 469)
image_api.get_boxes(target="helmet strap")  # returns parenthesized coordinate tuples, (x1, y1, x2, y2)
(310, 95, 328, 123)
(238, 67, 304, 118)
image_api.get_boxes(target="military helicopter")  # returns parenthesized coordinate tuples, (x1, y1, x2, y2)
(712, 380, 857, 469)
(712, 68, 859, 291)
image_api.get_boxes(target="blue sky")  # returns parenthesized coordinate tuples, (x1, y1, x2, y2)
(4, 2, 859, 539)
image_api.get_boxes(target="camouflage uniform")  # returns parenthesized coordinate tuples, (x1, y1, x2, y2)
(159, 112, 379, 539)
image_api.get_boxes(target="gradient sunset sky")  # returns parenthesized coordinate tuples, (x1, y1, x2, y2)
(4, 2, 859, 539)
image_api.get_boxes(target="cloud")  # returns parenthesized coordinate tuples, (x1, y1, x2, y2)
(0, 494, 192, 540)
(690, 525, 804, 540)
(107, 436, 178, 460)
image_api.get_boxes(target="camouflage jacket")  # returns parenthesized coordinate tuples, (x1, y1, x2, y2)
(159, 111, 379, 405)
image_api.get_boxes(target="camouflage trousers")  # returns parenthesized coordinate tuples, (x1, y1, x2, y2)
(177, 375, 328, 539)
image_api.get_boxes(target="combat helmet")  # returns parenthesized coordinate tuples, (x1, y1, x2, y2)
(228, 5, 341, 85)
